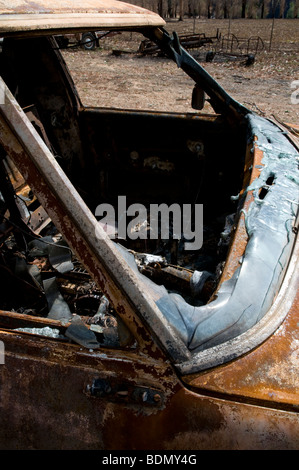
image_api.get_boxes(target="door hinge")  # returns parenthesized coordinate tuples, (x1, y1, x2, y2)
(86, 378, 164, 406)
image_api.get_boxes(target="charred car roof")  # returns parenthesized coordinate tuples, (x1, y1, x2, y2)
(0, 0, 165, 36)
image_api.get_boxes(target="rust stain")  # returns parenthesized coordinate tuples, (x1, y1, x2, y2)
(184, 286, 299, 409)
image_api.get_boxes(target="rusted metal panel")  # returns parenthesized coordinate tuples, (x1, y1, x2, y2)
(1, 327, 299, 449)
(159, 388, 299, 450)
(0, 0, 165, 36)
(0, 328, 179, 449)
(184, 243, 299, 409)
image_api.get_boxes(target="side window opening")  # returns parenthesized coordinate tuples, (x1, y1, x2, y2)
(0, 30, 297, 373)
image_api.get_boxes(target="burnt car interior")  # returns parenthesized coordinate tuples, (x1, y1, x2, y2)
(0, 30, 298, 371)
(0, 35, 244, 340)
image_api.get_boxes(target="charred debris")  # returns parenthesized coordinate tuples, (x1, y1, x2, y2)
(0, 151, 236, 349)
(0, 155, 121, 348)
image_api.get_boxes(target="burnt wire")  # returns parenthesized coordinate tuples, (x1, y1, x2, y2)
(1, 214, 73, 255)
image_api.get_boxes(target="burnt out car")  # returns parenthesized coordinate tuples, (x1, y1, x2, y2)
(0, 0, 298, 451)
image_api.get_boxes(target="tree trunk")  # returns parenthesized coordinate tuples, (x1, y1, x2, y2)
(241, 0, 247, 18)
(223, 0, 228, 18)
(179, 0, 184, 20)
(261, 0, 264, 18)
(158, 0, 163, 17)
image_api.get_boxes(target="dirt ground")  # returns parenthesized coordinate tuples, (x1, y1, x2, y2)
(62, 18, 299, 125)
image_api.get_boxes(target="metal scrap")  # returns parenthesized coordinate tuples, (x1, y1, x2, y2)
(65, 314, 100, 349)
(138, 32, 216, 56)
(0, 153, 120, 345)
(48, 238, 74, 273)
(133, 251, 215, 303)
(43, 276, 72, 324)
(206, 34, 265, 65)
(87, 295, 110, 325)
(14, 326, 63, 338)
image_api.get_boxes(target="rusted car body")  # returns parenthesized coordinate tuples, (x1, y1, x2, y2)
(0, 0, 298, 450)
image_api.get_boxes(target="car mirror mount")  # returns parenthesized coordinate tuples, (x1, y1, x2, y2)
(192, 84, 205, 110)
